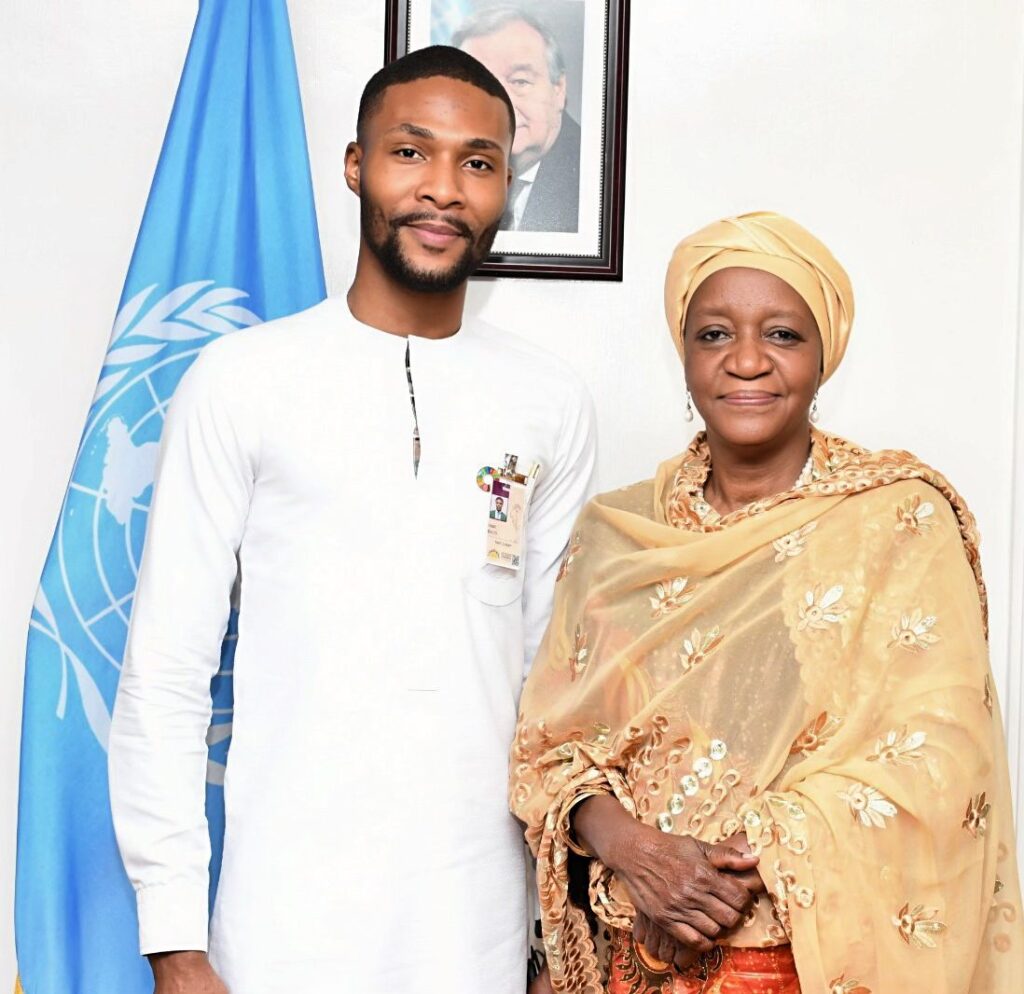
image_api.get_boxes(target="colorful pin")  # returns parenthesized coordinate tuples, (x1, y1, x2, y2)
(476, 466, 501, 492)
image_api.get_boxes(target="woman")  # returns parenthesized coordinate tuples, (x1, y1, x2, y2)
(511, 212, 1023, 993)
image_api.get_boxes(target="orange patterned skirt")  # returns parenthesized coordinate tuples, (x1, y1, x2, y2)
(607, 929, 801, 994)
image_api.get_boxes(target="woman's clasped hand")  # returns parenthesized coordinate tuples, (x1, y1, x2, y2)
(574, 794, 765, 967)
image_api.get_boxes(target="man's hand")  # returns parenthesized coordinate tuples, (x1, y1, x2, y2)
(573, 796, 760, 952)
(150, 951, 228, 994)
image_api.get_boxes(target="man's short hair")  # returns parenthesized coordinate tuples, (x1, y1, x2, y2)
(357, 45, 516, 143)
(451, 3, 566, 84)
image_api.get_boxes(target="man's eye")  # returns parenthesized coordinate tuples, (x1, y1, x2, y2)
(396, 147, 422, 159)
(509, 77, 532, 89)
(465, 159, 493, 171)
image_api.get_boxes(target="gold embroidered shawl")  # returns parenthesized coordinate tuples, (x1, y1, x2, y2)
(510, 430, 1022, 993)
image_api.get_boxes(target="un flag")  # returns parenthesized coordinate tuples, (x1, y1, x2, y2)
(15, 3, 325, 992)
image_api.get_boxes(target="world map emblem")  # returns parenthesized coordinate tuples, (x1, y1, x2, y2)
(28, 282, 262, 784)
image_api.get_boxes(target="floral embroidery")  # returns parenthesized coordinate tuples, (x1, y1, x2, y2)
(797, 585, 847, 631)
(963, 792, 990, 838)
(893, 902, 947, 948)
(678, 626, 723, 672)
(772, 521, 817, 562)
(895, 495, 935, 535)
(829, 975, 872, 994)
(556, 531, 582, 582)
(838, 783, 897, 828)
(649, 576, 695, 618)
(661, 429, 989, 639)
(867, 726, 927, 766)
(889, 610, 940, 651)
(767, 795, 807, 821)
(790, 711, 842, 755)
(568, 625, 588, 681)
(772, 860, 814, 917)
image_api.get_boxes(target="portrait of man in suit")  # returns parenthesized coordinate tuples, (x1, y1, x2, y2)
(454, 4, 581, 233)
(489, 495, 508, 521)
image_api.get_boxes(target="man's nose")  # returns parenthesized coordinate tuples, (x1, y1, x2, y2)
(417, 157, 464, 210)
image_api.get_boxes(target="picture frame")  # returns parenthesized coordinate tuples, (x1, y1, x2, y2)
(384, 0, 630, 280)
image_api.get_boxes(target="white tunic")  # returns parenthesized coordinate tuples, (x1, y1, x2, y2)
(109, 297, 596, 994)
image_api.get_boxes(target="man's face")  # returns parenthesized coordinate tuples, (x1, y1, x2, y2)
(345, 77, 512, 293)
(461, 20, 566, 172)
(495, 498, 504, 512)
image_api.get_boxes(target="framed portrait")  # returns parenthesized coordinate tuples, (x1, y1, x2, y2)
(384, 0, 630, 280)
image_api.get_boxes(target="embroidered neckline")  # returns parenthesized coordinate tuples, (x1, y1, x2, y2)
(693, 450, 816, 524)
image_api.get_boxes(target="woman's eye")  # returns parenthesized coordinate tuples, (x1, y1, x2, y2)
(768, 327, 799, 342)
(698, 328, 728, 342)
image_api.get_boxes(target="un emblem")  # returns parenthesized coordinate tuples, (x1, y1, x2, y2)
(29, 282, 261, 783)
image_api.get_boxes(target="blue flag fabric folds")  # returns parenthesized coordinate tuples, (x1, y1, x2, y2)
(16, 2, 325, 991)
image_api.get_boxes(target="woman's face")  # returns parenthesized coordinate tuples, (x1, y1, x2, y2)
(682, 267, 822, 448)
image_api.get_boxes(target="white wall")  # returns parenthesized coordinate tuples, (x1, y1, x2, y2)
(2, 0, 1023, 984)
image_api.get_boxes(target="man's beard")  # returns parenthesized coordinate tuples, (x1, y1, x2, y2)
(361, 196, 500, 294)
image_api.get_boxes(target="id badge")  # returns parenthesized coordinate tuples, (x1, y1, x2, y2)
(477, 454, 540, 571)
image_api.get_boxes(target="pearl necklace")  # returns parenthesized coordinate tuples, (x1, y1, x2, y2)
(694, 451, 815, 521)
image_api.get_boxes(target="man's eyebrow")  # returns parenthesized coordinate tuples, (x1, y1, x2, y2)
(387, 125, 502, 152)
(465, 137, 504, 152)
(388, 123, 435, 140)
(508, 63, 540, 76)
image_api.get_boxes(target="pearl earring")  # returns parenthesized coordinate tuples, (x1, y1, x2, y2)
(685, 391, 694, 422)
(810, 393, 820, 424)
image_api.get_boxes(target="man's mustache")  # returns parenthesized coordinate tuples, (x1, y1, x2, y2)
(391, 211, 474, 241)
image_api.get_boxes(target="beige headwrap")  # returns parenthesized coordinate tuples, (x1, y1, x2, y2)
(664, 211, 854, 383)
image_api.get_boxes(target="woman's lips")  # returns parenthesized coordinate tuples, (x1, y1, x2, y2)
(720, 391, 779, 406)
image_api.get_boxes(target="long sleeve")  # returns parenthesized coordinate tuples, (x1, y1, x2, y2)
(109, 341, 257, 955)
(521, 375, 597, 680)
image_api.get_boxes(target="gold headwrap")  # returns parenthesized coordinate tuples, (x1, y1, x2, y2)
(664, 211, 854, 383)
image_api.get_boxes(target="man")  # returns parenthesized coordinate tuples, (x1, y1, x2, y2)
(490, 495, 508, 520)
(109, 46, 595, 994)
(454, 5, 581, 232)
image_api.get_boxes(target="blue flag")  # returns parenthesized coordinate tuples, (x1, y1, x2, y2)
(15, 3, 325, 991)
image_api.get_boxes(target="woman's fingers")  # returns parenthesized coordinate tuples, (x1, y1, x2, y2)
(706, 842, 759, 873)
(698, 892, 746, 931)
(729, 866, 766, 894)
(663, 920, 715, 953)
(633, 911, 650, 946)
(673, 943, 700, 973)
(676, 907, 724, 939)
(705, 867, 756, 912)
(655, 929, 677, 965)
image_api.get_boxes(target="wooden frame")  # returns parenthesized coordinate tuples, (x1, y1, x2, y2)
(384, 0, 630, 280)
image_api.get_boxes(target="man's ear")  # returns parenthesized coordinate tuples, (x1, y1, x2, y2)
(344, 141, 362, 196)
